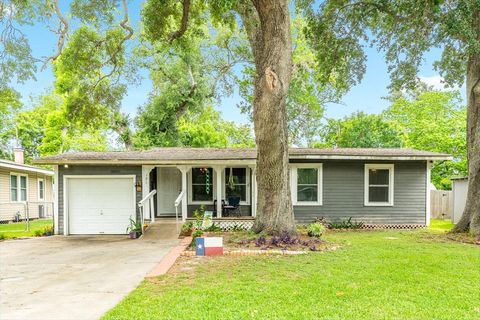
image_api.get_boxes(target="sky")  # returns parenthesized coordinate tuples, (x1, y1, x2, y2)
(15, 1, 464, 126)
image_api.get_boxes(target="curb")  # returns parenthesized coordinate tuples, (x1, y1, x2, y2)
(145, 237, 192, 278)
(181, 249, 309, 256)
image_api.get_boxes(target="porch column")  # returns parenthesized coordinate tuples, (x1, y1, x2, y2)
(178, 166, 190, 222)
(250, 165, 257, 217)
(141, 165, 154, 220)
(213, 165, 225, 218)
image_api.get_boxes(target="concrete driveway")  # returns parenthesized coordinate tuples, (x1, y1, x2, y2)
(0, 234, 179, 320)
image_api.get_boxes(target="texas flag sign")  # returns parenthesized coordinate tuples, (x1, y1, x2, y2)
(195, 237, 223, 256)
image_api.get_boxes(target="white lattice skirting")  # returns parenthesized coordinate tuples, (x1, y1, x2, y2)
(187, 218, 255, 231)
(361, 224, 426, 229)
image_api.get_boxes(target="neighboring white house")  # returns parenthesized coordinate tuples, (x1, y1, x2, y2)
(452, 177, 468, 224)
(0, 148, 54, 222)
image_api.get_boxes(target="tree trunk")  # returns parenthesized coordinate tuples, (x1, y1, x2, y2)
(237, 1, 296, 235)
(452, 9, 480, 236)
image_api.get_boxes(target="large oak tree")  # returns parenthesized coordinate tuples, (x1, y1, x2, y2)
(306, 0, 480, 235)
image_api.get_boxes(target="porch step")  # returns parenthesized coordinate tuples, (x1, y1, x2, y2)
(141, 219, 180, 241)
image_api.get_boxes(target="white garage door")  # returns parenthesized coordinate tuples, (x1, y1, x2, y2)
(67, 176, 135, 235)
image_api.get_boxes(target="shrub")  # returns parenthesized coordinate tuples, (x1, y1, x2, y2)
(0, 233, 5, 240)
(307, 222, 325, 238)
(204, 223, 222, 232)
(193, 205, 205, 229)
(34, 229, 43, 237)
(180, 222, 194, 236)
(43, 226, 54, 236)
(191, 229, 204, 247)
(255, 236, 266, 247)
(328, 217, 364, 229)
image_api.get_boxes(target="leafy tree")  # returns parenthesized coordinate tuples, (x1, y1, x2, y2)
(307, 0, 480, 235)
(0, 88, 22, 158)
(317, 111, 403, 149)
(385, 90, 467, 190)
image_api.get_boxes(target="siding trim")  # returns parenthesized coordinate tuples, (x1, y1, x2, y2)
(364, 164, 394, 207)
(54, 166, 59, 234)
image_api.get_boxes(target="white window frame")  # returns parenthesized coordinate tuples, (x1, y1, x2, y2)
(364, 164, 394, 206)
(223, 167, 251, 205)
(10, 173, 28, 203)
(290, 164, 323, 206)
(188, 167, 217, 205)
(38, 178, 45, 201)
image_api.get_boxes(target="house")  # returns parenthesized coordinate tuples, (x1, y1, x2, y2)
(1, 148, 54, 222)
(33, 147, 452, 235)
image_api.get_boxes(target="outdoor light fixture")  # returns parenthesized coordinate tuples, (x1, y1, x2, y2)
(135, 180, 142, 192)
(64, 164, 69, 168)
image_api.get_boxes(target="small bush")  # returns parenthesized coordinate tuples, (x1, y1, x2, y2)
(255, 236, 266, 247)
(204, 223, 222, 232)
(34, 229, 43, 237)
(191, 229, 204, 247)
(307, 222, 325, 238)
(43, 225, 54, 236)
(328, 217, 364, 229)
(0, 233, 5, 240)
(180, 222, 194, 236)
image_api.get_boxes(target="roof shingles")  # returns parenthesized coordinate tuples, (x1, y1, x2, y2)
(33, 147, 452, 164)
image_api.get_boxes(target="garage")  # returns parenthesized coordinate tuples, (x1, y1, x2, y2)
(65, 176, 136, 235)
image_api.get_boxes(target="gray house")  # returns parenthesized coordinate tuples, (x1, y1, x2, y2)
(34, 148, 451, 235)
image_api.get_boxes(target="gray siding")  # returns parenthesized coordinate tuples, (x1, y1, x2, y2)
(293, 160, 427, 225)
(58, 165, 142, 235)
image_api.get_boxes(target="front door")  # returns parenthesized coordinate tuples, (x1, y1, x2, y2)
(157, 168, 182, 217)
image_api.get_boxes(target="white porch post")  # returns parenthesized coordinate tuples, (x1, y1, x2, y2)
(53, 165, 59, 235)
(250, 166, 257, 217)
(178, 166, 190, 222)
(141, 165, 154, 220)
(213, 166, 225, 218)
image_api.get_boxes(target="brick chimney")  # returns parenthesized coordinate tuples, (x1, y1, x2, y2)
(13, 148, 24, 164)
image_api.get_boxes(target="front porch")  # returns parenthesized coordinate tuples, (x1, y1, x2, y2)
(139, 163, 257, 225)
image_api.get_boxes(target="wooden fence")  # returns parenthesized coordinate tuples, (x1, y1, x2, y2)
(430, 190, 453, 219)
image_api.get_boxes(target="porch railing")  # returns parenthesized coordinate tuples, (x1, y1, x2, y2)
(174, 190, 185, 234)
(138, 189, 157, 233)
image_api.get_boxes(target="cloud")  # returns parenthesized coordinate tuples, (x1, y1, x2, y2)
(419, 75, 447, 90)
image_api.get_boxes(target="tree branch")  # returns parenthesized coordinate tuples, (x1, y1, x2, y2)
(43, 0, 69, 69)
(169, 0, 191, 42)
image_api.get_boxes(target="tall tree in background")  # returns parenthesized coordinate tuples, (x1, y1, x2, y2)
(308, 0, 480, 235)
(385, 89, 467, 189)
(318, 111, 403, 148)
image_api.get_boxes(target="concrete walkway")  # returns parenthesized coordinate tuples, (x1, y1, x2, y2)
(0, 230, 178, 320)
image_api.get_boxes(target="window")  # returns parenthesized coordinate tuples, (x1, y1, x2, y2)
(10, 174, 28, 202)
(364, 164, 394, 206)
(190, 167, 214, 202)
(291, 164, 322, 205)
(225, 168, 249, 203)
(38, 178, 45, 200)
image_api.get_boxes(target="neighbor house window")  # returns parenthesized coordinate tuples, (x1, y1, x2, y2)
(291, 164, 322, 205)
(364, 164, 394, 206)
(224, 167, 249, 203)
(10, 174, 27, 202)
(190, 167, 214, 202)
(38, 178, 45, 201)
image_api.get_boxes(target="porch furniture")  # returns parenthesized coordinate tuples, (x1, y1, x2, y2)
(224, 196, 242, 217)
(213, 200, 225, 217)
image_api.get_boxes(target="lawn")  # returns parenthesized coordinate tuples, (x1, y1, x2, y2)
(429, 219, 455, 231)
(0, 219, 53, 239)
(103, 227, 480, 320)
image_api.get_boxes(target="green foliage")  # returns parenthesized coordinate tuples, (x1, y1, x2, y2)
(384, 90, 467, 189)
(180, 222, 194, 236)
(126, 217, 142, 234)
(0, 88, 22, 158)
(307, 222, 325, 238)
(317, 111, 403, 148)
(204, 223, 222, 232)
(328, 217, 364, 230)
(306, 0, 480, 91)
(191, 229, 204, 246)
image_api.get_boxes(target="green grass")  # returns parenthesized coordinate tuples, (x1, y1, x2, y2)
(429, 219, 455, 231)
(0, 219, 53, 239)
(103, 229, 480, 320)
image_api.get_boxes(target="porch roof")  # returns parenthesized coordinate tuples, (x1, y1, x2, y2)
(33, 147, 452, 165)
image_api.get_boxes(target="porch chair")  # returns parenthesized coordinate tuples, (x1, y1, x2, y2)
(224, 196, 242, 217)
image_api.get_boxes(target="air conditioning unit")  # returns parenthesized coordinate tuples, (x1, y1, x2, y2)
(39, 205, 45, 218)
